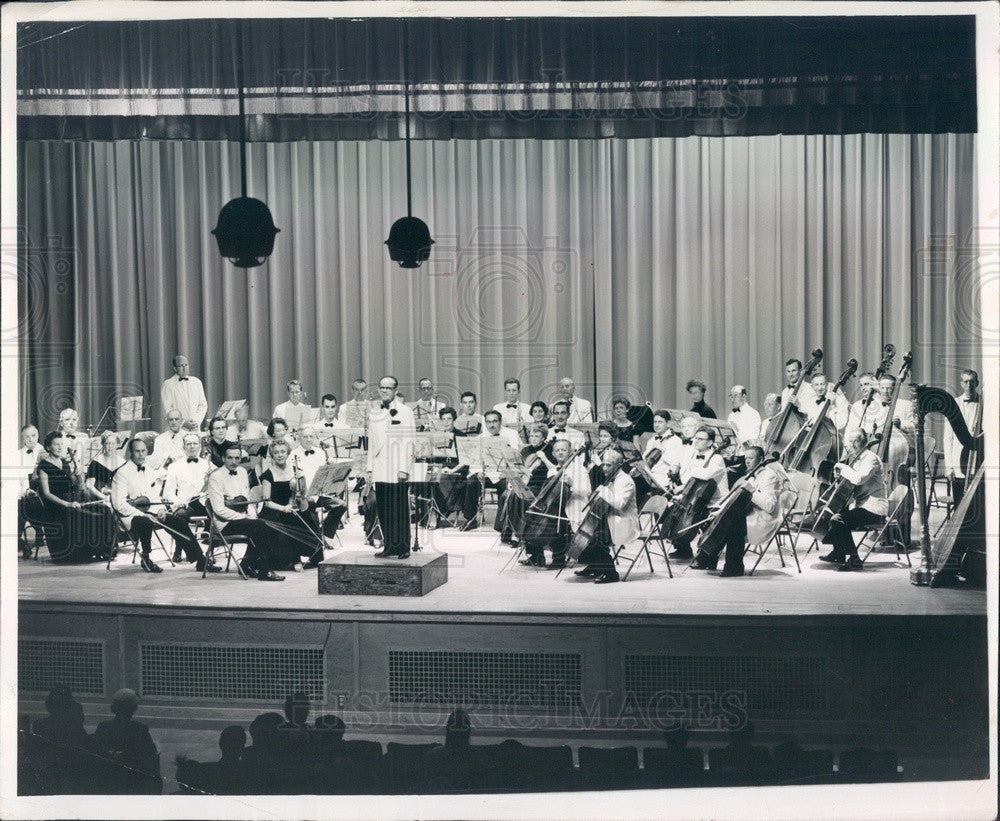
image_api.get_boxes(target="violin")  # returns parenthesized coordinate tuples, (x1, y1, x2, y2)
(224, 494, 251, 513)
(659, 438, 730, 543)
(764, 349, 823, 458)
(291, 455, 309, 512)
(127, 495, 169, 512)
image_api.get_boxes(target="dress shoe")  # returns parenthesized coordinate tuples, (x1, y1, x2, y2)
(574, 567, 598, 577)
(238, 560, 257, 579)
(373, 549, 396, 558)
(519, 556, 545, 567)
(303, 557, 323, 570)
(719, 566, 745, 578)
(197, 561, 222, 574)
(819, 552, 845, 564)
(140, 556, 162, 574)
(594, 572, 620, 584)
(258, 570, 286, 581)
(172, 551, 183, 563)
(838, 557, 864, 572)
(668, 548, 693, 560)
(691, 555, 717, 570)
(396, 551, 411, 560)
(460, 519, 480, 532)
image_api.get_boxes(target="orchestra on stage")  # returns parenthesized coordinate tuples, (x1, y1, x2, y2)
(15, 349, 983, 584)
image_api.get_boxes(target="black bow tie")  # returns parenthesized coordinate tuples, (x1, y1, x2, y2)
(654, 435, 663, 441)
(882, 402, 890, 407)
(382, 402, 391, 410)
(324, 423, 335, 427)
(304, 450, 315, 456)
(187, 457, 199, 463)
(136, 465, 145, 472)
(681, 438, 692, 445)
(507, 404, 517, 409)
(26, 448, 34, 454)
(228, 469, 238, 476)
(731, 407, 741, 413)
(695, 454, 706, 461)
(816, 398, 825, 405)
(963, 398, 978, 403)
(178, 377, 188, 381)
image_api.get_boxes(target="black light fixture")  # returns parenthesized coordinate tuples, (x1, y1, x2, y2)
(212, 21, 279, 269)
(385, 32, 433, 268)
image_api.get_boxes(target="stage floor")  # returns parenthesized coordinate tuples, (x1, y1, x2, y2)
(17, 516, 984, 620)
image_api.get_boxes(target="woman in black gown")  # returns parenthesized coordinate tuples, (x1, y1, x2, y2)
(35, 431, 115, 562)
(85, 430, 125, 498)
(610, 397, 641, 442)
(258, 440, 322, 570)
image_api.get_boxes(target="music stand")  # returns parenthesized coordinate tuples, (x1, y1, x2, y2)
(316, 427, 365, 459)
(115, 395, 149, 438)
(499, 472, 537, 573)
(215, 399, 248, 422)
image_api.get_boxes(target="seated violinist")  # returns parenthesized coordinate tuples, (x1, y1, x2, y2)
(669, 427, 729, 561)
(587, 423, 617, 473)
(691, 446, 783, 577)
(544, 401, 586, 454)
(227, 404, 268, 443)
(163, 432, 212, 560)
(818, 429, 887, 572)
(573, 446, 640, 584)
(259, 439, 323, 571)
(150, 410, 187, 469)
(435, 407, 479, 528)
(479, 410, 522, 541)
(454, 392, 484, 436)
(641, 410, 685, 499)
(111, 438, 213, 574)
(505, 424, 554, 546)
(206, 445, 285, 581)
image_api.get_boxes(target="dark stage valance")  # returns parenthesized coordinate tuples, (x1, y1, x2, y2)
(17, 16, 977, 139)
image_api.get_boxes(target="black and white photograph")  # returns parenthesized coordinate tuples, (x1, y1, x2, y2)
(1, 1, 997, 818)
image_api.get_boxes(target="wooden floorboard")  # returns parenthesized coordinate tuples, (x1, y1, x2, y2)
(17, 514, 984, 619)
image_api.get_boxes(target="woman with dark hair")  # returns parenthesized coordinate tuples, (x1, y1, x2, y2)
(610, 396, 640, 442)
(528, 401, 549, 425)
(36, 431, 115, 562)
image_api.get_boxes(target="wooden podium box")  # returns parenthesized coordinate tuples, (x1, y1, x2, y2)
(318, 551, 448, 596)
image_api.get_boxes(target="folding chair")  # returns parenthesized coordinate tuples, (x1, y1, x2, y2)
(926, 450, 955, 523)
(746, 487, 801, 575)
(107, 508, 176, 570)
(859, 485, 912, 566)
(613, 495, 673, 581)
(784, 470, 822, 556)
(202, 498, 251, 579)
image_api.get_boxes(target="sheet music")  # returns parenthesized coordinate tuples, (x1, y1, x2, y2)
(116, 395, 144, 422)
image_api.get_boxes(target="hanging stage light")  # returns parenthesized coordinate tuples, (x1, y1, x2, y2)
(385, 34, 433, 269)
(212, 21, 280, 270)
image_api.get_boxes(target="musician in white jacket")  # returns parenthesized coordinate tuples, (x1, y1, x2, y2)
(691, 446, 785, 577)
(366, 376, 416, 558)
(573, 446, 640, 584)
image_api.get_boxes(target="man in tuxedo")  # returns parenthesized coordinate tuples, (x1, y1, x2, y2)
(410, 378, 446, 430)
(161, 355, 208, 429)
(367, 376, 417, 558)
(150, 410, 187, 469)
(558, 377, 594, 424)
(726, 386, 762, 448)
(493, 378, 532, 428)
(943, 368, 982, 504)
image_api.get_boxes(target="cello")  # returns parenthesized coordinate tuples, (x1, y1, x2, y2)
(764, 349, 823, 459)
(567, 451, 640, 560)
(696, 454, 780, 558)
(660, 437, 730, 543)
(784, 359, 857, 477)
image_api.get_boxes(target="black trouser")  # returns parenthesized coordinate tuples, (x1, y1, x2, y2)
(578, 540, 616, 574)
(219, 519, 275, 574)
(822, 507, 883, 560)
(129, 514, 204, 563)
(172, 499, 208, 519)
(951, 476, 966, 506)
(484, 477, 510, 535)
(696, 515, 747, 571)
(375, 481, 411, 553)
(314, 496, 347, 537)
(525, 534, 568, 565)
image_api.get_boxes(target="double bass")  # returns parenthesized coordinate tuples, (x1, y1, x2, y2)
(874, 351, 913, 487)
(764, 349, 823, 459)
(784, 358, 858, 478)
(854, 344, 896, 430)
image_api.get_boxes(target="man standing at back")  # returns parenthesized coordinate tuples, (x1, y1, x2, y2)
(161, 355, 208, 430)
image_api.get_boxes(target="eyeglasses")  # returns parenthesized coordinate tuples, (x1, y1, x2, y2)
(694, 435, 710, 442)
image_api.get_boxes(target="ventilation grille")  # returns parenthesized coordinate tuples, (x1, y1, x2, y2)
(140, 643, 324, 702)
(388, 650, 581, 707)
(19, 638, 105, 696)
(624, 654, 828, 714)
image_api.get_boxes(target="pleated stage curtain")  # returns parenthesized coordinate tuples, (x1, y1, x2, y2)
(18, 134, 978, 431)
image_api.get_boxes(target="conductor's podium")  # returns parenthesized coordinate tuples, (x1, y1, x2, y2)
(318, 551, 448, 596)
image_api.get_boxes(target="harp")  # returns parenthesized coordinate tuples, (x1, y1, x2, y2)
(910, 385, 985, 587)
